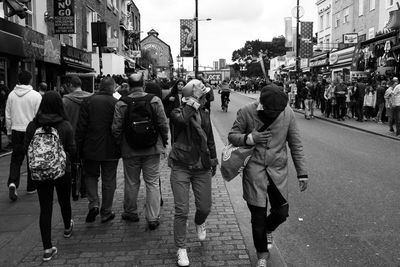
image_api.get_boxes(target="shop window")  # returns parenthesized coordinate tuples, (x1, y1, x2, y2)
(326, 12, 330, 28)
(320, 15, 324, 31)
(359, 0, 364, 16)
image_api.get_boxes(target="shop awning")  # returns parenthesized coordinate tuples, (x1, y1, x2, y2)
(360, 31, 398, 47)
(63, 61, 95, 73)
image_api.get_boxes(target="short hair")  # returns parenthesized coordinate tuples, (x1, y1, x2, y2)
(38, 82, 48, 92)
(99, 77, 115, 93)
(128, 72, 144, 88)
(18, 70, 32, 85)
(70, 76, 82, 88)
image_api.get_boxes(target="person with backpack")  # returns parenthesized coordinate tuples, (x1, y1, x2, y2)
(63, 76, 92, 200)
(76, 77, 120, 223)
(24, 91, 76, 262)
(112, 72, 168, 229)
(168, 79, 218, 266)
(6, 70, 42, 201)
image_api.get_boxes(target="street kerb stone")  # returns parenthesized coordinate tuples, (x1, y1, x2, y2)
(18, 151, 251, 266)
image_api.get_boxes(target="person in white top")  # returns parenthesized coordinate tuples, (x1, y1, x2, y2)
(392, 79, 400, 136)
(5, 70, 42, 201)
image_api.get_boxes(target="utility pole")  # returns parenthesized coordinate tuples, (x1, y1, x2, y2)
(296, 0, 300, 76)
(194, 0, 199, 78)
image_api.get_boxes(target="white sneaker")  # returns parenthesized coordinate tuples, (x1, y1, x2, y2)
(267, 232, 273, 249)
(176, 248, 189, 267)
(9, 183, 18, 201)
(256, 258, 268, 267)
(196, 222, 207, 241)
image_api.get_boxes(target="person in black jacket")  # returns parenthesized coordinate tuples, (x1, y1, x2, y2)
(24, 91, 76, 262)
(76, 77, 120, 224)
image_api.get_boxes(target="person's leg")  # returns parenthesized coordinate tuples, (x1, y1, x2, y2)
(36, 181, 55, 250)
(310, 100, 315, 117)
(55, 173, 72, 229)
(395, 106, 400, 135)
(304, 99, 310, 118)
(247, 203, 269, 259)
(376, 103, 384, 122)
(7, 131, 25, 188)
(265, 177, 289, 233)
(99, 160, 119, 218)
(123, 157, 142, 216)
(142, 154, 161, 222)
(84, 160, 101, 211)
(191, 170, 212, 226)
(170, 165, 191, 249)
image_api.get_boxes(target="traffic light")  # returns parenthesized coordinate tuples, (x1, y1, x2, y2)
(4, 0, 32, 19)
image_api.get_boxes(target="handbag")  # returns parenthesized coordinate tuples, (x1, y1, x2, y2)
(220, 124, 268, 182)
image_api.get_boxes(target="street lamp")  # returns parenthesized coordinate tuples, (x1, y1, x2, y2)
(194, 0, 212, 78)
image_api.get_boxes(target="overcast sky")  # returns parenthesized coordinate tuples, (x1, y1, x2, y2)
(135, 0, 317, 70)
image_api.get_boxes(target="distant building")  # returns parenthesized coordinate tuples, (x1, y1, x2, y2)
(213, 61, 219, 70)
(316, 0, 333, 52)
(219, 58, 226, 69)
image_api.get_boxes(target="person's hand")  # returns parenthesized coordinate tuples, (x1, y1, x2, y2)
(251, 130, 271, 144)
(299, 180, 308, 192)
(169, 96, 175, 101)
(211, 166, 217, 177)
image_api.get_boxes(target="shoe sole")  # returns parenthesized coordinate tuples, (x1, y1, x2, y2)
(64, 221, 74, 238)
(27, 190, 37, 195)
(9, 187, 17, 202)
(43, 248, 58, 261)
(101, 214, 115, 223)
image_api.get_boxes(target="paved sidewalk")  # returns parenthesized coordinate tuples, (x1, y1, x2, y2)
(235, 91, 400, 141)
(1, 154, 251, 266)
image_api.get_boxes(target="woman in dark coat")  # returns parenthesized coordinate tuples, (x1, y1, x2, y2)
(24, 91, 76, 262)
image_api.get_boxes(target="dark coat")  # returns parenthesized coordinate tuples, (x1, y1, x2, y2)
(163, 91, 181, 118)
(62, 90, 92, 133)
(24, 114, 76, 172)
(76, 92, 120, 161)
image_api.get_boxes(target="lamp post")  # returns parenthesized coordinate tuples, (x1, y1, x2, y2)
(194, 0, 212, 78)
(295, 0, 300, 76)
(177, 55, 181, 78)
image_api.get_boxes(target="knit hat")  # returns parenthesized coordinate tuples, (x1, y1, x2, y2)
(259, 84, 288, 118)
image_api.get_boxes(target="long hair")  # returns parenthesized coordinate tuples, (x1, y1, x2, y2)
(36, 91, 69, 121)
(170, 79, 186, 95)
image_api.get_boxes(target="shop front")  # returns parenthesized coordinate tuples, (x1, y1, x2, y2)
(309, 53, 330, 80)
(61, 45, 95, 93)
(329, 46, 355, 82)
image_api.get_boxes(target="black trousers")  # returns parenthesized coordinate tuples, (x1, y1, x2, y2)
(335, 97, 346, 119)
(247, 177, 289, 253)
(36, 174, 72, 250)
(325, 99, 332, 118)
(7, 130, 35, 191)
(355, 99, 364, 120)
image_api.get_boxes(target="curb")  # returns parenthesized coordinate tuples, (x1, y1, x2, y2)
(238, 92, 400, 142)
(0, 151, 12, 158)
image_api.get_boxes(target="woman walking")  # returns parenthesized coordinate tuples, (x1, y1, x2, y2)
(25, 91, 76, 261)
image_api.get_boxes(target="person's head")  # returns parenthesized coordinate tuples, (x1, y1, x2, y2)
(38, 82, 48, 94)
(392, 77, 399, 86)
(144, 82, 162, 99)
(128, 72, 144, 89)
(99, 77, 116, 93)
(171, 79, 186, 95)
(182, 79, 210, 98)
(381, 80, 387, 87)
(117, 82, 129, 97)
(181, 25, 191, 35)
(36, 91, 68, 120)
(70, 76, 82, 91)
(259, 84, 288, 119)
(18, 70, 32, 85)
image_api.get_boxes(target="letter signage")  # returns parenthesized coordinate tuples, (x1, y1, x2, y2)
(54, 0, 75, 34)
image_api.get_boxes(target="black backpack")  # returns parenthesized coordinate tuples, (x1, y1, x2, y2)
(121, 94, 159, 149)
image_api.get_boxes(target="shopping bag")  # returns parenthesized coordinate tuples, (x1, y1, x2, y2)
(220, 144, 254, 182)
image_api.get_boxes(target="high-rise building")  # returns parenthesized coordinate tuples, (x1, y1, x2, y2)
(213, 61, 219, 70)
(219, 58, 226, 69)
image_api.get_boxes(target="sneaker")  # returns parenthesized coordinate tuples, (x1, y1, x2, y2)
(64, 220, 74, 238)
(101, 212, 115, 223)
(27, 189, 37, 195)
(148, 220, 160, 231)
(42, 247, 57, 262)
(256, 258, 268, 267)
(9, 184, 18, 202)
(176, 248, 190, 267)
(85, 207, 99, 223)
(267, 232, 273, 249)
(196, 222, 207, 241)
(121, 212, 139, 222)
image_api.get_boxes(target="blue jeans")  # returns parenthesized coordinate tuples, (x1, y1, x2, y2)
(123, 154, 161, 222)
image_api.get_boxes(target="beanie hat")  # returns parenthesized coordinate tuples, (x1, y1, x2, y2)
(259, 84, 288, 119)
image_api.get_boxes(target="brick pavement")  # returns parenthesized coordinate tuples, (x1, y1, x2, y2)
(15, 156, 251, 267)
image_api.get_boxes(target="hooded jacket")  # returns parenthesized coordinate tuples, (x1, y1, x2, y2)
(5, 85, 42, 134)
(24, 113, 76, 172)
(63, 90, 92, 132)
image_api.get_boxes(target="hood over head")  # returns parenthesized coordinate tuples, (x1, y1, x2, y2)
(36, 113, 64, 126)
(64, 90, 93, 105)
(259, 84, 288, 119)
(14, 84, 33, 97)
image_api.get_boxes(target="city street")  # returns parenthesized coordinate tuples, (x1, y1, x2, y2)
(212, 91, 400, 267)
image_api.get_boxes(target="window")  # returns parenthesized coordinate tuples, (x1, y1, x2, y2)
(359, 0, 364, 16)
(25, 1, 33, 29)
(369, 0, 375, 11)
(320, 15, 324, 31)
(326, 12, 331, 28)
(335, 13, 341, 28)
(344, 8, 350, 23)
(86, 10, 98, 52)
(368, 27, 375, 39)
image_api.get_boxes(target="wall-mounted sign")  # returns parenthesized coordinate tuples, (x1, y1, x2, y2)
(61, 45, 91, 67)
(343, 33, 358, 44)
(318, 4, 331, 14)
(54, 0, 75, 34)
(309, 58, 329, 67)
(329, 53, 339, 65)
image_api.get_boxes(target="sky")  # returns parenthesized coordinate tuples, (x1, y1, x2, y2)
(135, 0, 317, 70)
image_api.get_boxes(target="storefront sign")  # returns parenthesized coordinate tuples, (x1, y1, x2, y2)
(44, 36, 61, 65)
(61, 45, 91, 67)
(300, 58, 309, 69)
(343, 33, 358, 44)
(310, 58, 329, 67)
(329, 53, 339, 65)
(54, 0, 75, 34)
(205, 72, 222, 81)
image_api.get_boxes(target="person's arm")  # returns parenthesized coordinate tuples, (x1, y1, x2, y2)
(24, 122, 36, 153)
(152, 97, 169, 147)
(111, 101, 126, 144)
(64, 122, 77, 162)
(170, 99, 199, 127)
(5, 95, 12, 135)
(75, 98, 89, 155)
(204, 112, 218, 168)
(228, 108, 248, 147)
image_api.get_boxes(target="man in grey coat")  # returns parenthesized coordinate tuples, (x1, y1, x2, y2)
(228, 84, 308, 266)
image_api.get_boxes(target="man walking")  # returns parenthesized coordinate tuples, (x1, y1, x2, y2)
(304, 81, 316, 120)
(76, 77, 120, 223)
(391, 79, 400, 136)
(5, 71, 42, 201)
(228, 84, 308, 267)
(385, 78, 398, 132)
(63, 76, 92, 200)
(112, 72, 168, 229)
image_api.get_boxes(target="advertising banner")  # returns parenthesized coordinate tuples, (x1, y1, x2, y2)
(54, 0, 75, 34)
(284, 17, 293, 48)
(180, 19, 195, 57)
(343, 33, 358, 44)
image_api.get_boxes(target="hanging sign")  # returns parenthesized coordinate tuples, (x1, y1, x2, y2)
(54, 0, 75, 34)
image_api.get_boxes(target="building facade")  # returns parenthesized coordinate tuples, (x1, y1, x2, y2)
(316, 0, 333, 51)
(219, 58, 226, 69)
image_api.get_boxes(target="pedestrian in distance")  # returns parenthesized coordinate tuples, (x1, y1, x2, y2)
(391, 78, 400, 136)
(76, 77, 120, 223)
(63, 76, 92, 200)
(24, 91, 76, 262)
(304, 81, 316, 120)
(168, 79, 218, 267)
(0, 80, 9, 151)
(37, 82, 48, 96)
(6, 70, 42, 201)
(324, 82, 334, 118)
(363, 85, 376, 121)
(375, 80, 387, 123)
(354, 79, 367, 122)
(384, 78, 398, 132)
(228, 84, 308, 267)
(112, 72, 168, 229)
(334, 77, 348, 121)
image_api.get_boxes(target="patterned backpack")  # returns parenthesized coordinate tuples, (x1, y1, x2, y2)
(27, 126, 66, 181)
